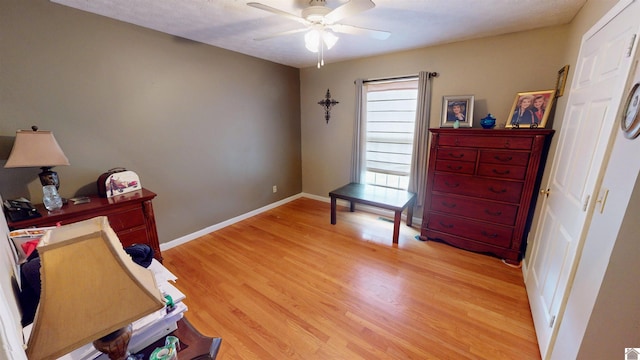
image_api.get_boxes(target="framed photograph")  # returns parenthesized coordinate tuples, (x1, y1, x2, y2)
(441, 95, 474, 127)
(621, 82, 640, 139)
(555, 65, 569, 97)
(506, 90, 556, 129)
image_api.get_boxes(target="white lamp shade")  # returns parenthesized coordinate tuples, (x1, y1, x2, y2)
(305, 29, 320, 53)
(25, 217, 165, 360)
(4, 129, 70, 168)
(323, 30, 338, 50)
(305, 29, 339, 53)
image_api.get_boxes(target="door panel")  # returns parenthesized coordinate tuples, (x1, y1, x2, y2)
(525, 2, 639, 358)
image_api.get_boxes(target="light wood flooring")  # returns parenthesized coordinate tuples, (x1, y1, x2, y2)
(162, 197, 540, 359)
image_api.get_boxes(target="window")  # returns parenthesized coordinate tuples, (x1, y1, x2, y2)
(364, 79, 418, 190)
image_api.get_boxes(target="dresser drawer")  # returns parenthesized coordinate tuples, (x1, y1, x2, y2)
(430, 194, 518, 226)
(438, 135, 533, 150)
(433, 173, 523, 203)
(477, 163, 527, 180)
(426, 213, 513, 248)
(107, 208, 145, 232)
(479, 150, 530, 166)
(436, 148, 477, 162)
(116, 227, 149, 248)
(435, 160, 475, 174)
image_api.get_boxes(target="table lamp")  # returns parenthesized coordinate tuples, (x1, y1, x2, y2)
(4, 126, 70, 189)
(25, 217, 166, 360)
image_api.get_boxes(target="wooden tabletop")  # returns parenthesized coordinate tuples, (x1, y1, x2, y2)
(329, 183, 415, 211)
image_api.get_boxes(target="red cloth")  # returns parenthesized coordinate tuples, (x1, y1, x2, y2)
(21, 239, 40, 258)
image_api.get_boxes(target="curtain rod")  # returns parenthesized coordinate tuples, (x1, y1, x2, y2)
(360, 72, 438, 84)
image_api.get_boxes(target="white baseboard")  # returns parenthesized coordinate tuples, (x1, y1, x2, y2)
(161, 193, 303, 251)
(160, 192, 422, 251)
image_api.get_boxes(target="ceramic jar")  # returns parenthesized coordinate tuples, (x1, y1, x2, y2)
(480, 113, 496, 129)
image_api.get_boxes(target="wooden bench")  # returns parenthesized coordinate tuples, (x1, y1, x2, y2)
(329, 183, 416, 244)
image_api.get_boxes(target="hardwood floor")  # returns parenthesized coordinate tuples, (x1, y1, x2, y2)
(162, 197, 540, 359)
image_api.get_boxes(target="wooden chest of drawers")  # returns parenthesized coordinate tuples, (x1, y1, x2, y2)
(420, 129, 553, 264)
(7, 188, 162, 262)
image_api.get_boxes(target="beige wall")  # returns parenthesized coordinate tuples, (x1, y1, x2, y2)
(300, 25, 569, 198)
(0, 0, 302, 244)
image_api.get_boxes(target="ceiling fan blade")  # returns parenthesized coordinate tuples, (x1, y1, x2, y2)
(324, 0, 375, 24)
(247, 2, 309, 25)
(329, 24, 390, 40)
(253, 27, 309, 41)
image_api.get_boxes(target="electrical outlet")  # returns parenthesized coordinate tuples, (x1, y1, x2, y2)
(272, 185, 277, 193)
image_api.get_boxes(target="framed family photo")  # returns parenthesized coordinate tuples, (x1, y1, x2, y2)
(506, 90, 556, 129)
(441, 95, 474, 127)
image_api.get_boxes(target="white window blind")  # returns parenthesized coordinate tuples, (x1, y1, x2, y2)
(364, 79, 418, 190)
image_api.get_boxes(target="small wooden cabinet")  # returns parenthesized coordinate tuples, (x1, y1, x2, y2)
(420, 129, 553, 264)
(7, 188, 162, 262)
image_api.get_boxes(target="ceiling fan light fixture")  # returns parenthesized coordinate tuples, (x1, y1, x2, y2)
(305, 28, 338, 53)
(304, 29, 320, 53)
(323, 30, 338, 50)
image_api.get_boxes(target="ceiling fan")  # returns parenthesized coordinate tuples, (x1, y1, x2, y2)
(247, 0, 390, 67)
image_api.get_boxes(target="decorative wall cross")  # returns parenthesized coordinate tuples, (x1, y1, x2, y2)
(318, 89, 339, 123)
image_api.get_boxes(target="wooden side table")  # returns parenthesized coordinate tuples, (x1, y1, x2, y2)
(329, 183, 416, 244)
(7, 188, 163, 262)
(136, 317, 222, 359)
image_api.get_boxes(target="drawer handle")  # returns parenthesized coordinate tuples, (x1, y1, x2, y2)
(489, 186, 507, 194)
(484, 209, 502, 216)
(447, 165, 463, 170)
(442, 202, 457, 208)
(444, 181, 460, 188)
(481, 231, 498, 238)
(492, 169, 511, 175)
(448, 153, 464, 159)
(438, 221, 454, 228)
(493, 155, 513, 162)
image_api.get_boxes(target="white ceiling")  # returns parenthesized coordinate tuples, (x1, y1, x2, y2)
(50, 0, 587, 69)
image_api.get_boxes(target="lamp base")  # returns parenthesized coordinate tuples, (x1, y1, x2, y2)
(92, 324, 133, 360)
(38, 166, 60, 189)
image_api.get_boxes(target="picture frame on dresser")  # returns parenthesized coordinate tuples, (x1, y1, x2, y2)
(441, 95, 474, 127)
(506, 90, 555, 129)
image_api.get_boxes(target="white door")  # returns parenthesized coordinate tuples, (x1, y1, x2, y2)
(524, 1, 640, 358)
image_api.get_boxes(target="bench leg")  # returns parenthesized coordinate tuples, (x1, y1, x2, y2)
(349, 201, 355, 212)
(393, 210, 401, 244)
(330, 197, 337, 224)
(406, 199, 415, 227)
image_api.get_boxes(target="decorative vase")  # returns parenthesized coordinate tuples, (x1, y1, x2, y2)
(480, 113, 496, 129)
